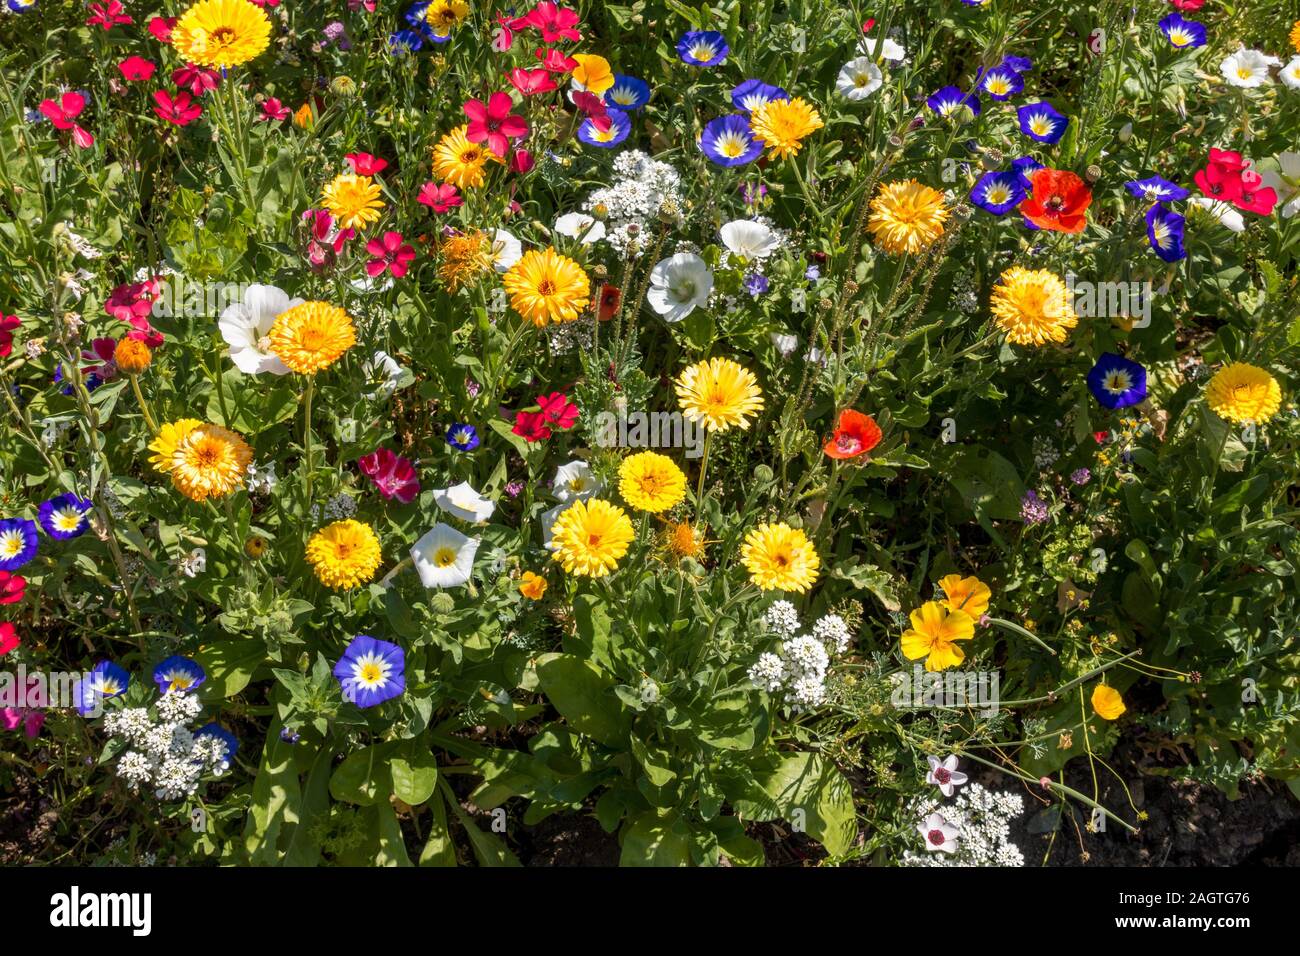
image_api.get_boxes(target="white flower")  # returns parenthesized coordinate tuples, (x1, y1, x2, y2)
(1281, 56, 1300, 90)
(926, 755, 970, 797)
(218, 284, 299, 375)
(647, 252, 713, 323)
(180, 548, 206, 578)
(554, 212, 606, 245)
(748, 652, 786, 692)
(411, 523, 479, 589)
(540, 502, 566, 550)
(432, 481, 496, 523)
(763, 600, 801, 636)
(919, 812, 959, 853)
(363, 350, 408, 398)
(719, 219, 778, 261)
(552, 460, 602, 502)
(1220, 48, 1280, 88)
(490, 228, 522, 272)
(836, 56, 883, 101)
(770, 332, 799, 357)
(1258, 152, 1300, 218)
(860, 34, 906, 62)
(246, 461, 277, 495)
(1188, 197, 1246, 233)
(812, 614, 853, 654)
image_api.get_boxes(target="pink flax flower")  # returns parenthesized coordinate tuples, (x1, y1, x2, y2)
(463, 92, 528, 158)
(507, 67, 558, 96)
(39, 92, 94, 149)
(366, 231, 416, 278)
(87, 0, 132, 31)
(522, 2, 582, 43)
(418, 181, 463, 213)
(358, 448, 420, 503)
(153, 89, 203, 126)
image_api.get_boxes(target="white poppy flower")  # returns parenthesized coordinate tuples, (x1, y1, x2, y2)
(1281, 55, 1300, 90)
(925, 755, 970, 797)
(490, 228, 522, 272)
(1258, 151, 1300, 218)
(836, 56, 883, 101)
(919, 812, 959, 854)
(1220, 49, 1280, 88)
(432, 481, 496, 523)
(218, 284, 300, 375)
(719, 219, 778, 261)
(647, 252, 713, 323)
(1188, 197, 1246, 233)
(411, 523, 479, 589)
(552, 460, 602, 502)
(554, 212, 606, 245)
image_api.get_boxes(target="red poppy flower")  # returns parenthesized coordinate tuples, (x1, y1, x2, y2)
(537, 392, 579, 430)
(507, 67, 558, 96)
(346, 152, 388, 176)
(365, 231, 417, 279)
(118, 56, 156, 82)
(521, 1, 582, 43)
(597, 285, 621, 321)
(463, 92, 528, 158)
(153, 89, 203, 126)
(512, 409, 552, 442)
(823, 409, 883, 460)
(0, 571, 26, 605)
(0, 314, 20, 359)
(418, 181, 463, 213)
(0, 622, 19, 656)
(1019, 168, 1092, 233)
(358, 448, 420, 503)
(259, 97, 291, 121)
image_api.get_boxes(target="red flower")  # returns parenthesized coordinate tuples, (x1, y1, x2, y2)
(535, 47, 578, 73)
(259, 97, 291, 121)
(511, 148, 535, 174)
(1236, 169, 1278, 216)
(0, 571, 26, 605)
(1195, 150, 1277, 215)
(105, 280, 156, 323)
(0, 622, 18, 656)
(521, 1, 582, 43)
(118, 56, 156, 82)
(39, 92, 94, 149)
(82, 337, 120, 381)
(148, 14, 175, 42)
(597, 285, 621, 321)
(1019, 168, 1092, 233)
(0, 314, 19, 358)
(1167, 0, 1204, 9)
(492, 13, 529, 51)
(571, 90, 611, 132)
(172, 65, 220, 96)
(87, 0, 132, 31)
(507, 67, 558, 96)
(358, 448, 420, 503)
(417, 181, 463, 213)
(346, 152, 388, 176)
(154, 89, 202, 126)
(365, 231, 416, 279)
(537, 392, 579, 430)
(512, 410, 552, 442)
(862, 18, 877, 31)
(823, 409, 883, 460)
(463, 92, 528, 158)
(1093, 430, 1110, 444)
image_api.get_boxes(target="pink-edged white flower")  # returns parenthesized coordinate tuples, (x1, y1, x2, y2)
(1220, 48, 1280, 88)
(919, 812, 959, 853)
(925, 755, 969, 797)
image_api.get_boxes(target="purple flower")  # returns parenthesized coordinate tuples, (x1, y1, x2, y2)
(1070, 468, 1091, 486)
(744, 273, 769, 297)
(505, 480, 525, 498)
(1020, 489, 1049, 525)
(805, 264, 820, 281)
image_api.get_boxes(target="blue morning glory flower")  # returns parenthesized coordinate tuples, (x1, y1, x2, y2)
(979, 65, 1024, 101)
(700, 114, 763, 167)
(605, 75, 650, 111)
(1126, 176, 1189, 202)
(388, 29, 425, 53)
(1001, 54, 1033, 73)
(927, 85, 981, 120)
(6, 0, 36, 11)
(676, 30, 729, 67)
(73, 660, 131, 717)
(193, 723, 239, 769)
(334, 635, 406, 709)
(1158, 13, 1206, 49)
(577, 107, 631, 148)
(0, 518, 39, 571)
(1011, 155, 1045, 188)
(971, 171, 1027, 215)
(1018, 101, 1069, 144)
(1146, 204, 1187, 262)
(401, 2, 453, 45)
(446, 423, 480, 451)
(38, 493, 92, 541)
(1087, 353, 1148, 409)
(731, 79, 788, 114)
(154, 656, 206, 695)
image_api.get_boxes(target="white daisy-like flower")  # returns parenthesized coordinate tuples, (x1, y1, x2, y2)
(411, 523, 479, 589)
(719, 219, 779, 261)
(836, 56, 884, 101)
(1280, 55, 1300, 90)
(925, 755, 970, 797)
(363, 350, 408, 398)
(218, 284, 300, 375)
(860, 33, 906, 63)
(1219, 48, 1280, 88)
(554, 212, 606, 245)
(540, 502, 567, 551)
(647, 252, 713, 323)
(432, 481, 496, 523)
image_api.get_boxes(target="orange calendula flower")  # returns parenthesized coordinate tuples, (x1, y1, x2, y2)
(268, 301, 356, 374)
(114, 337, 152, 374)
(900, 601, 974, 672)
(1091, 684, 1126, 720)
(823, 409, 882, 460)
(1019, 168, 1092, 233)
(519, 571, 548, 600)
(570, 54, 615, 95)
(937, 574, 991, 619)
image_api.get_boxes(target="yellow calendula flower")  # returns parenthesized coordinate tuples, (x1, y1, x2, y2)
(741, 521, 820, 593)
(1091, 684, 1126, 720)
(502, 247, 591, 326)
(900, 601, 974, 672)
(293, 102, 315, 129)
(518, 571, 547, 600)
(866, 180, 950, 255)
(990, 266, 1078, 346)
(423, 0, 469, 37)
(438, 230, 495, 291)
(306, 519, 382, 590)
(662, 519, 707, 562)
(550, 498, 635, 577)
(169, 423, 253, 502)
(148, 418, 204, 474)
(1292, 20, 1300, 54)
(433, 125, 501, 190)
(321, 173, 385, 231)
(571, 53, 615, 95)
(749, 97, 824, 160)
(618, 451, 687, 513)
(268, 301, 356, 374)
(172, 0, 271, 70)
(938, 574, 991, 619)
(674, 357, 764, 432)
(1205, 362, 1282, 423)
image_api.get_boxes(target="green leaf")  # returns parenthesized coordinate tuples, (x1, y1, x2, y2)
(391, 743, 439, 806)
(330, 742, 395, 806)
(730, 753, 857, 857)
(196, 639, 266, 698)
(620, 810, 694, 866)
(535, 653, 631, 747)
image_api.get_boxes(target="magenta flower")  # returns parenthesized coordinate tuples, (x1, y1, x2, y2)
(463, 92, 528, 159)
(153, 89, 203, 126)
(521, 1, 582, 43)
(81, 337, 119, 382)
(418, 181, 463, 213)
(39, 92, 94, 149)
(172, 65, 220, 96)
(118, 56, 156, 82)
(259, 97, 291, 121)
(365, 231, 416, 279)
(358, 448, 420, 504)
(346, 152, 388, 176)
(507, 67, 558, 96)
(87, 0, 133, 31)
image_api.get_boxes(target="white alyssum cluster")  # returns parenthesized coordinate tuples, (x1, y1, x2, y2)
(901, 783, 1026, 867)
(246, 460, 277, 495)
(748, 606, 856, 712)
(103, 695, 231, 801)
(584, 150, 684, 254)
